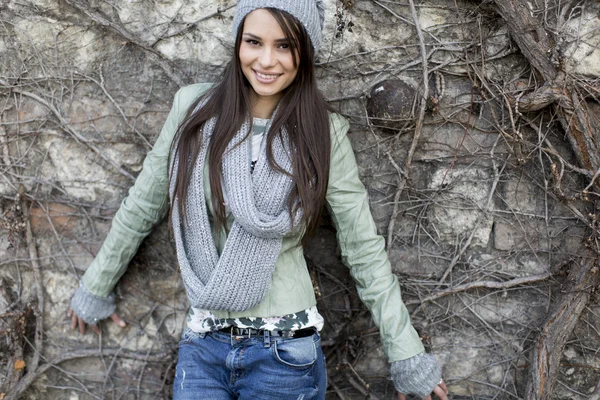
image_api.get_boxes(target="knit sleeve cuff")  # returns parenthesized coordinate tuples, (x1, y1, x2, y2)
(70, 282, 116, 325)
(390, 352, 442, 399)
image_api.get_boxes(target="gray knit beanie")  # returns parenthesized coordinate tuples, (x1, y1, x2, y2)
(232, 0, 326, 50)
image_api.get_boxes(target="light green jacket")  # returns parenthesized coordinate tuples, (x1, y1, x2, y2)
(81, 83, 424, 362)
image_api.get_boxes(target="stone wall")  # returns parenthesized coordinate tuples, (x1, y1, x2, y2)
(1, 0, 599, 399)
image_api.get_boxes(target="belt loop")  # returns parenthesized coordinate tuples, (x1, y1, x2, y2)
(263, 330, 271, 348)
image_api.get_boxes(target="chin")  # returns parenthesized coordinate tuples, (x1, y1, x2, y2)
(253, 88, 279, 97)
(249, 81, 285, 98)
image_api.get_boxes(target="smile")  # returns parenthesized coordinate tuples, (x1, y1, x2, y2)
(253, 70, 281, 83)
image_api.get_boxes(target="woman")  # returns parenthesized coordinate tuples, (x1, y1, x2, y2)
(68, 1, 449, 399)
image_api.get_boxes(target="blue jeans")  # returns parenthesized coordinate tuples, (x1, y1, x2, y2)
(173, 328, 327, 399)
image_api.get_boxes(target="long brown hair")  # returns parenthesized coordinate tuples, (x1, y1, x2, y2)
(168, 8, 332, 241)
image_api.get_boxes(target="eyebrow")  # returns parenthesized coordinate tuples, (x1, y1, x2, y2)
(243, 33, 289, 43)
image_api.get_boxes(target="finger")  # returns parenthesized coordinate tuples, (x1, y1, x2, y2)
(433, 385, 449, 400)
(78, 316, 86, 335)
(110, 313, 126, 327)
(440, 381, 449, 394)
(90, 324, 100, 335)
(395, 392, 406, 400)
(67, 308, 72, 318)
(70, 311, 77, 330)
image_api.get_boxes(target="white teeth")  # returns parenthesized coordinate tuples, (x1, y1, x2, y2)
(256, 71, 278, 79)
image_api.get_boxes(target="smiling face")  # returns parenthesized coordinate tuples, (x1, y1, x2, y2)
(239, 9, 299, 118)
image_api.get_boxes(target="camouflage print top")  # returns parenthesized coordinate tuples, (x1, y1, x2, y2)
(187, 306, 325, 332)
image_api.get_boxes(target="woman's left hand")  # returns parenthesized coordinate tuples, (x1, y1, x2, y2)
(395, 379, 449, 400)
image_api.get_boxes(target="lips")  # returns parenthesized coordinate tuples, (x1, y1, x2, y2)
(253, 69, 282, 83)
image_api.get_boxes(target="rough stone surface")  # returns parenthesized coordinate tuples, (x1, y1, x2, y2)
(494, 219, 585, 252)
(563, 4, 600, 77)
(42, 138, 113, 203)
(469, 252, 549, 277)
(433, 328, 522, 397)
(503, 176, 544, 214)
(389, 244, 448, 277)
(428, 167, 494, 247)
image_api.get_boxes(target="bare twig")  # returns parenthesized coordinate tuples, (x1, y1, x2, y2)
(5, 186, 45, 400)
(151, 3, 237, 46)
(76, 70, 153, 149)
(63, 0, 188, 87)
(4, 348, 172, 400)
(589, 379, 600, 400)
(525, 256, 600, 400)
(406, 272, 553, 305)
(437, 136, 506, 286)
(0, 80, 136, 181)
(386, 0, 429, 249)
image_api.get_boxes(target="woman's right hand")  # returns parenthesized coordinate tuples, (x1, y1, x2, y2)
(67, 307, 126, 335)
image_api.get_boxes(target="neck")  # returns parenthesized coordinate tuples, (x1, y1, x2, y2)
(249, 92, 281, 119)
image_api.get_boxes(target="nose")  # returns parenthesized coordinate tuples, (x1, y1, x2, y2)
(258, 47, 276, 68)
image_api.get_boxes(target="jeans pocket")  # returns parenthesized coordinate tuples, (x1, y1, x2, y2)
(180, 327, 201, 344)
(272, 334, 319, 369)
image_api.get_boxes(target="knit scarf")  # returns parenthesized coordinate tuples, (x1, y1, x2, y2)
(169, 115, 300, 312)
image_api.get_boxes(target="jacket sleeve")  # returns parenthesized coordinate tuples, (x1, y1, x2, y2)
(80, 84, 209, 297)
(325, 114, 425, 363)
